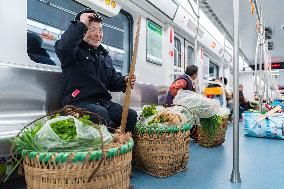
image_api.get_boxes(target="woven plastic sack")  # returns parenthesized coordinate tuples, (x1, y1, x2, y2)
(173, 90, 222, 118)
(243, 112, 284, 140)
(35, 115, 112, 151)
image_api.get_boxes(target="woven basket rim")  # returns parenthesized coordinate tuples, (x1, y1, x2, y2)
(19, 138, 134, 163)
(135, 122, 191, 134)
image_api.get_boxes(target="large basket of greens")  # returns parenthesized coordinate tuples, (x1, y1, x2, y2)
(173, 90, 230, 147)
(133, 105, 191, 178)
(10, 106, 133, 189)
(197, 115, 229, 147)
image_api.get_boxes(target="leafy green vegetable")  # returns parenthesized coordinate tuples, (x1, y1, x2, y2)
(6, 121, 44, 183)
(50, 118, 77, 141)
(148, 117, 160, 126)
(30, 121, 43, 137)
(200, 115, 223, 142)
(142, 105, 157, 118)
(13, 129, 44, 152)
(13, 114, 100, 152)
(79, 115, 93, 126)
(148, 116, 168, 126)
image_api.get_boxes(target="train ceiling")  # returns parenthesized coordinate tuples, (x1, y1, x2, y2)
(201, 0, 284, 65)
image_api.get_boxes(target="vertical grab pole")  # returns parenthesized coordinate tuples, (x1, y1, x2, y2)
(258, 8, 263, 111)
(221, 33, 226, 81)
(258, 41, 263, 111)
(264, 45, 269, 103)
(194, 0, 200, 67)
(254, 36, 259, 95)
(221, 33, 226, 107)
(230, 0, 241, 183)
(194, 0, 201, 93)
(270, 65, 272, 100)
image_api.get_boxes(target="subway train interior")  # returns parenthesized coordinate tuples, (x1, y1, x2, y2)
(1, 0, 284, 189)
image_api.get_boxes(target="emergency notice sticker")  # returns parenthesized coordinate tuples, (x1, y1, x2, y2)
(72, 89, 80, 97)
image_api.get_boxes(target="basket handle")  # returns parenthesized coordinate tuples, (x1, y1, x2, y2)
(10, 114, 50, 162)
(7, 114, 50, 183)
(86, 120, 105, 182)
(75, 109, 107, 181)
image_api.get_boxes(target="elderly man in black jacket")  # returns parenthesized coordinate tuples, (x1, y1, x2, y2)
(55, 9, 137, 133)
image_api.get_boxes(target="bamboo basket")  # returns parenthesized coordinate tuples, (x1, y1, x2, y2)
(197, 116, 229, 148)
(133, 123, 191, 178)
(22, 141, 133, 189)
(15, 105, 134, 189)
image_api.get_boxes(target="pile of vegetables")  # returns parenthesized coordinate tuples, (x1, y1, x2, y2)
(199, 115, 223, 141)
(13, 114, 105, 152)
(148, 111, 182, 126)
(13, 121, 45, 152)
(142, 104, 158, 118)
(50, 118, 76, 141)
(140, 105, 185, 127)
(49, 114, 93, 141)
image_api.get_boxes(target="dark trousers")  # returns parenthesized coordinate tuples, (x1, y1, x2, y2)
(73, 101, 137, 133)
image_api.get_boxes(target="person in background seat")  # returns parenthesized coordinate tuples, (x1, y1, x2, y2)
(239, 84, 253, 111)
(165, 65, 198, 106)
(219, 77, 233, 102)
(216, 77, 233, 120)
(208, 77, 232, 106)
(27, 32, 56, 66)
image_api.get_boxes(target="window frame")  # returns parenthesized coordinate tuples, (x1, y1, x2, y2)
(209, 61, 220, 79)
(186, 45, 195, 66)
(26, 0, 133, 75)
(174, 36, 182, 68)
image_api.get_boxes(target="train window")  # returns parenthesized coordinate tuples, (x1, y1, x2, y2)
(146, 19, 163, 65)
(203, 55, 210, 79)
(27, 0, 132, 75)
(174, 37, 181, 68)
(187, 46, 194, 65)
(209, 61, 219, 79)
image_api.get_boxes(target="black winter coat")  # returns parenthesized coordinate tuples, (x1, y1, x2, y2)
(55, 21, 126, 106)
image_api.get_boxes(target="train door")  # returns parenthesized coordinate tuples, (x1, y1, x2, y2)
(209, 61, 220, 79)
(184, 40, 195, 69)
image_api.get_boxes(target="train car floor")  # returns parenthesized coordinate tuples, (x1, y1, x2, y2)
(131, 123, 284, 189)
(2, 123, 283, 189)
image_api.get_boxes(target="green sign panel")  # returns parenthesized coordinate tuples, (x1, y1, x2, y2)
(146, 20, 162, 65)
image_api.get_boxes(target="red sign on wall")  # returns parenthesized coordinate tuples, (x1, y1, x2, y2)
(170, 29, 173, 44)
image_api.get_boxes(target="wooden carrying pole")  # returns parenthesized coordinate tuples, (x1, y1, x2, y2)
(120, 16, 141, 132)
